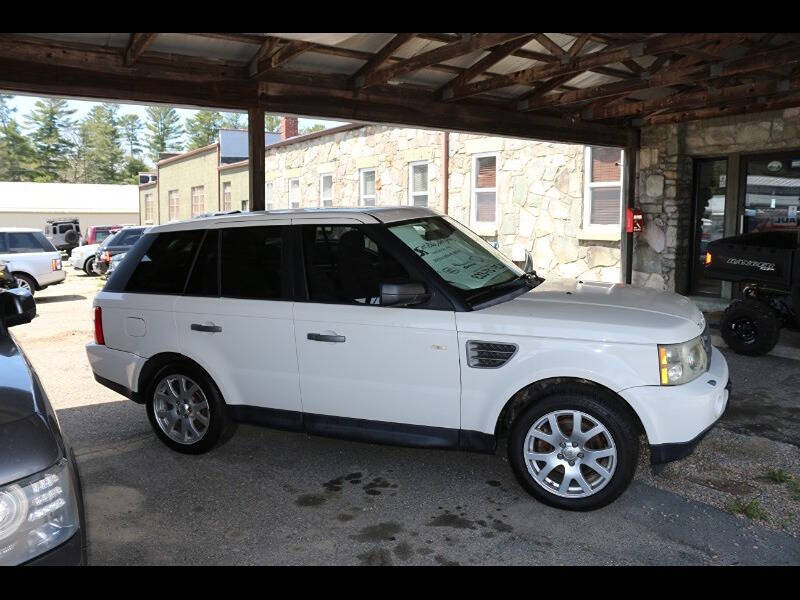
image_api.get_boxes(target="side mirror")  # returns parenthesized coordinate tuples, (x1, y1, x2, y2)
(1, 288, 37, 328)
(380, 281, 431, 307)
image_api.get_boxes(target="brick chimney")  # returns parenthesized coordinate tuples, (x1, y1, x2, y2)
(280, 116, 298, 140)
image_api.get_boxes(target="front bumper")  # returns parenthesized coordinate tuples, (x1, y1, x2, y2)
(619, 346, 729, 462)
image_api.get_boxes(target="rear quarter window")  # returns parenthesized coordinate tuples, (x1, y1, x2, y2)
(124, 230, 204, 295)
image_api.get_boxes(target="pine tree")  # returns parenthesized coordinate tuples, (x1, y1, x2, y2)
(300, 123, 325, 135)
(185, 110, 223, 149)
(81, 103, 125, 183)
(220, 112, 245, 129)
(145, 106, 183, 162)
(265, 114, 281, 133)
(119, 113, 144, 157)
(0, 119, 37, 181)
(25, 97, 77, 182)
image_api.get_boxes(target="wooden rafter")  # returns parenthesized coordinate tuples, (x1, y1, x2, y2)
(568, 34, 591, 59)
(351, 33, 417, 87)
(248, 36, 280, 77)
(644, 89, 800, 125)
(123, 33, 157, 66)
(251, 40, 313, 78)
(360, 33, 530, 89)
(516, 73, 578, 108)
(535, 34, 566, 58)
(446, 33, 735, 101)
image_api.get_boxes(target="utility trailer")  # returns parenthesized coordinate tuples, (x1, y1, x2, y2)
(704, 230, 800, 355)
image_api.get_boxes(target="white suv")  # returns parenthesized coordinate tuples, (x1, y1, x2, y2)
(86, 208, 729, 510)
(0, 228, 65, 295)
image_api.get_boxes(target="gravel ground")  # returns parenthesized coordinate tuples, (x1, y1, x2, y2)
(10, 269, 800, 564)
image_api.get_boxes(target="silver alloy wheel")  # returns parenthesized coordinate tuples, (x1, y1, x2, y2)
(15, 277, 31, 293)
(153, 374, 210, 445)
(523, 410, 617, 498)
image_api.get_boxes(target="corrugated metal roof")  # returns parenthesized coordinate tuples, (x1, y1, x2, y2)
(0, 182, 139, 213)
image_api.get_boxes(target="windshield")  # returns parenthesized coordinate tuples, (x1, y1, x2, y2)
(388, 216, 533, 305)
(111, 228, 146, 246)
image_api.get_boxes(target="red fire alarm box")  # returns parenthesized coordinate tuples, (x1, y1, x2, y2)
(626, 207, 643, 233)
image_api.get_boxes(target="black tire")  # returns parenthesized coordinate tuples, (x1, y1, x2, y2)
(720, 299, 780, 356)
(64, 230, 78, 245)
(508, 386, 638, 511)
(12, 273, 36, 296)
(144, 361, 235, 454)
(83, 257, 96, 276)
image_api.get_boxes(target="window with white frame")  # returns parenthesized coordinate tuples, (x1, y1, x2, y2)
(320, 173, 333, 207)
(222, 182, 232, 211)
(288, 178, 300, 208)
(191, 185, 205, 217)
(473, 154, 497, 223)
(168, 190, 180, 221)
(360, 169, 376, 206)
(408, 162, 429, 207)
(265, 182, 273, 211)
(583, 146, 623, 234)
(144, 193, 154, 223)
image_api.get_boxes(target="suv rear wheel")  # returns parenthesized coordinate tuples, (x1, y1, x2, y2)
(145, 362, 234, 454)
(508, 387, 638, 511)
(13, 273, 36, 296)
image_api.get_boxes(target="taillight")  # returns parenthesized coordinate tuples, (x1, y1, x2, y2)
(103, 251, 111, 262)
(94, 306, 105, 345)
(52, 258, 61, 271)
(705, 251, 712, 265)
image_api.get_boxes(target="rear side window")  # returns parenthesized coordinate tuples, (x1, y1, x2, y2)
(220, 226, 283, 300)
(185, 230, 219, 297)
(125, 230, 204, 294)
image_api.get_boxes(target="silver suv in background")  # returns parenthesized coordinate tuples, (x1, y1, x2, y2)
(0, 228, 65, 295)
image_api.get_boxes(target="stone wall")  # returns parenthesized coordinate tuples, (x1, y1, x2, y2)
(636, 107, 800, 293)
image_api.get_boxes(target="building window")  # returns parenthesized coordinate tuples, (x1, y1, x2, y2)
(168, 190, 180, 221)
(320, 173, 333, 207)
(222, 182, 232, 211)
(409, 162, 429, 207)
(144, 193, 154, 223)
(241, 200, 248, 212)
(289, 178, 300, 208)
(583, 146, 623, 233)
(265, 182, 273, 211)
(191, 185, 205, 217)
(473, 154, 497, 223)
(360, 169, 376, 206)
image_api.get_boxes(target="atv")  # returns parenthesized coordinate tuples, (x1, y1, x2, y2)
(704, 230, 799, 356)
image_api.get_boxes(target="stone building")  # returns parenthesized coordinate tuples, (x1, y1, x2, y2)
(140, 118, 624, 283)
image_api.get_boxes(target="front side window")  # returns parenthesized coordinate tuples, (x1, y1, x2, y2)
(473, 155, 497, 223)
(191, 185, 205, 217)
(6, 232, 54, 253)
(389, 216, 528, 306)
(265, 182, 273, 211)
(222, 182, 232, 212)
(584, 146, 623, 231)
(360, 169, 376, 206)
(320, 174, 333, 207)
(301, 224, 410, 305)
(168, 190, 180, 221)
(409, 162, 429, 207)
(125, 230, 204, 295)
(289, 178, 300, 209)
(221, 226, 284, 300)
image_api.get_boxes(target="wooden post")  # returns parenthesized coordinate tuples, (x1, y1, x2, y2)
(621, 129, 640, 284)
(248, 106, 265, 211)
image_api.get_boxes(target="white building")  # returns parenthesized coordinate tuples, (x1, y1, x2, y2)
(0, 182, 140, 231)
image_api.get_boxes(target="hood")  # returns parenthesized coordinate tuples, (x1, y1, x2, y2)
(462, 279, 704, 345)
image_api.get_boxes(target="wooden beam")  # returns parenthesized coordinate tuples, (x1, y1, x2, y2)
(362, 33, 530, 89)
(567, 34, 591, 59)
(252, 40, 313, 78)
(644, 89, 800, 125)
(516, 73, 578, 107)
(248, 36, 280, 77)
(438, 34, 537, 93)
(446, 33, 737, 101)
(351, 33, 417, 86)
(587, 77, 800, 120)
(535, 34, 566, 58)
(248, 107, 265, 211)
(524, 43, 800, 112)
(123, 33, 157, 66)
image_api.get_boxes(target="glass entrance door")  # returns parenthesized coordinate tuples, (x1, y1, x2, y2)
(691, 158, 729, 296)
(742, 152, 800, 234)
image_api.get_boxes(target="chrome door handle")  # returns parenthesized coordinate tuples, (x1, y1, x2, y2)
(191, 323, 222, 333)
(307, 333, 346, 343)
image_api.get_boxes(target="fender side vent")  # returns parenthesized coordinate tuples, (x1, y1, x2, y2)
(466, 341, 518, 369)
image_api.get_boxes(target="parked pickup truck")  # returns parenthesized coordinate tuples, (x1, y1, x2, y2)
(86, 207, 729, 511)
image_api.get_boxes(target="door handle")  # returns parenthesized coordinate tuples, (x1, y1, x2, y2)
(307, 333, 346, 343)
(191, 323, 222, 333)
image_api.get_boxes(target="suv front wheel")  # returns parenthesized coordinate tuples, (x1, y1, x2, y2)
(145, 362, 234, 454)
(508, 387, 638, 511)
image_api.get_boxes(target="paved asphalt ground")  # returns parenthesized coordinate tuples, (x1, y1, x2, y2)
(12, 271, 800, 565)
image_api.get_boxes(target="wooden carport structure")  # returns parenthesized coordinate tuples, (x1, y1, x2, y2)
(2, 32, 800, 281)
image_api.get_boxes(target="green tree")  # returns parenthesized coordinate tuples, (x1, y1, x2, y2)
(265, 114, 281, 133)
(25, 97, 77, 182)
(145, 106, 183, 162)
(0, 119, 37, 181)
(80, 103, 124, 183)
(119, 113, 144, 157)
(121, 156, 150, 184)
(221, 112, 245, 129)
(300, 123, 325, 135)
(185, 110, 223, 150)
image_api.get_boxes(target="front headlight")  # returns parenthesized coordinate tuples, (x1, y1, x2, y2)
(658, 334, 710, 386)
(0, 458, 80, 565)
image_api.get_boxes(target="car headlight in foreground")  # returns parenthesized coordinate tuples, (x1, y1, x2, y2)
(658, 332, 710, 386)
(0, 458, 80, 565)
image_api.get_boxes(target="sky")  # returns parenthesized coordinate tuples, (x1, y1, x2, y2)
(5, 93, 347, 138)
